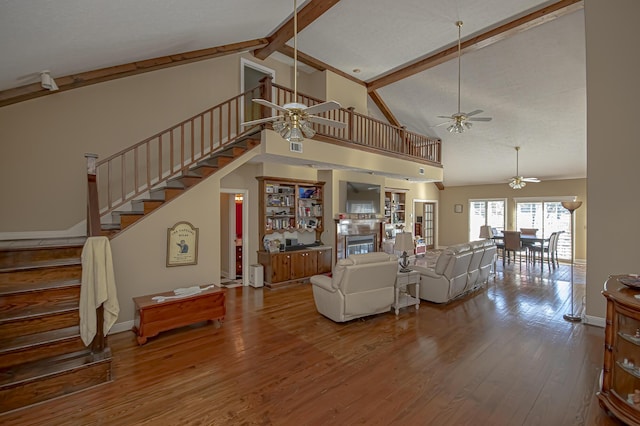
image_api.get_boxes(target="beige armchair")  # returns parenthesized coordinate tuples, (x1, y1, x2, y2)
(310, 252, 398, 322)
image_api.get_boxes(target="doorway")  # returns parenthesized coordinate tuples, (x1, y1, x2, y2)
(413, 200, 437, 249)
(240, 58, 275, 125)
(220, 188, 249, 287)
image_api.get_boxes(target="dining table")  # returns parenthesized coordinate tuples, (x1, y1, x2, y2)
(492, 233, 551, 271)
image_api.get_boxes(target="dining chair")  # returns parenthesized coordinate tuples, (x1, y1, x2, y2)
(550, 230, 565, 268)
(519, 228, 538, 260)
(503, 231, 526, 268)
(529, 232, 557, 270)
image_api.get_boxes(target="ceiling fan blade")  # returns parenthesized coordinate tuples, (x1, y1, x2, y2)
(303, 100, 341, 115)
(307, 115, 347, 128)
(433, 121, 452, 127)
(437, 115, 453, 119)
(522, 177, 541, 182)
(468, 117, 492, 122)
(465, 109, 483, 117)
(241, 116, 279, 127)
(252, 99, 290, 114)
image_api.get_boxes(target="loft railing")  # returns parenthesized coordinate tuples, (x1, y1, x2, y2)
(267, 77, 441, 164)
(88, 77, 441, 224)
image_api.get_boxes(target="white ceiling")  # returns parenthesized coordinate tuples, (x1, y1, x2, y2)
(0, 0, 586, 187)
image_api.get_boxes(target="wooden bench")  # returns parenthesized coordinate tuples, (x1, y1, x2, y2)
(132, 286, 226, 345)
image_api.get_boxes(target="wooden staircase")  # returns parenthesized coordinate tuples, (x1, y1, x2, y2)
(103, 136, 260, 236)
(0, 240, 112, 413)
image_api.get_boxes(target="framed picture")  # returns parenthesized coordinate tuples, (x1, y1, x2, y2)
(454, 204, 463, 214)
(167, 221, 198, 267)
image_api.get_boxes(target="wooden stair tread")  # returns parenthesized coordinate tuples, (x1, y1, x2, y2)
(0, 279, 80, 296)
(0, 239, 85, 251)
(0, 300, 78, 323)
(0, 326, 80, 355)
(0, 258, 80, 274)
(0, 348, 111, 388)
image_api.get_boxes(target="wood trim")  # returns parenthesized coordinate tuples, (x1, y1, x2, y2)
(253, 0, 343, 60)
(367, 0, 583, 92)
(368, 90, 401, 127)
(0, 38, 268, 108)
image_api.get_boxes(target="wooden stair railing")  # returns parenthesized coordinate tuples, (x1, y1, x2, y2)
(86, 78, 442, 236)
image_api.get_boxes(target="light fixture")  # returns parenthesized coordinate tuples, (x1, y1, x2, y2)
(562, 200, 582, 322)
(509, 178, 526, 190)
(436, 21, 492, 132)
(394, 232, 414, 273)
(479, 225, 494, 240)
(40, 70, 58, 91)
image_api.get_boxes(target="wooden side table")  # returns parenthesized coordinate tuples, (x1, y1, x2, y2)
(392, 270, 420, 315)
(132, 286, 226, 345)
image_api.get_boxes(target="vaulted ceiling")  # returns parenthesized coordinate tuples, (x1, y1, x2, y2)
(0, 0, 586, 187)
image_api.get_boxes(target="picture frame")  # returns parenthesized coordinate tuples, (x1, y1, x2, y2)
(167, 221, 198, 267)
(454, 204, 463, 214)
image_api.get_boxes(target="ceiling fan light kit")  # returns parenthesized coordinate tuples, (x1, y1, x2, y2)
(241, 0, 346, 142)
(437, 21, 492, 133)
(508, 146, 540, 189)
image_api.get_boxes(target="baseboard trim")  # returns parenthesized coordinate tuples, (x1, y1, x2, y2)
(109, 320, 134, 335)
(583, 315, 605, 328)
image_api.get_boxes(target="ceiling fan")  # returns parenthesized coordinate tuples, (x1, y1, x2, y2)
(509, 146, 540, 189)
(241, 0, 346, 142)
(436, 21, 492, 133)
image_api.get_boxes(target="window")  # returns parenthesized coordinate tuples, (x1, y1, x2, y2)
(469, 199, 506, 242)
(514, 198, 575, 260)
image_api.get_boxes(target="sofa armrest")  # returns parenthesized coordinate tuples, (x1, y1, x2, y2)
(412, 266, 440, 279)
(310, 275, 336, 292)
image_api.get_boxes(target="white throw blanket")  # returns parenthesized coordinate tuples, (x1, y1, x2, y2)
(80, 236, 120, 346)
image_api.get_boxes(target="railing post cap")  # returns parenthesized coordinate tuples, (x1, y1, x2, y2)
(85, 153, 98, 159)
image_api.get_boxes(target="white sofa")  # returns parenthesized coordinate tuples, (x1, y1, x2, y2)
(411, 240, 496, 303)
(310, 252, 398, 322)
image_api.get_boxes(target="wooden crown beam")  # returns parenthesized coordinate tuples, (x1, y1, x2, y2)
(367, 0, 583, 92)
(368, 91, 401, 128)
(253, 0, 343, 60)
(0, 39, 268, 108)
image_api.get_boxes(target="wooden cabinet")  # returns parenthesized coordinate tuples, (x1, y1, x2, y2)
(291, 251, 317, 280)
(597, 275, 640, 425)
(258, 251, 291, 284)
(235, 245, 242, 278)
(257, 248, 332, 287)
(317, 248, 332, 274)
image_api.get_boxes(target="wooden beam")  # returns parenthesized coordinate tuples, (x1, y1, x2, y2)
(368, 91, 401, 127)
(253, 0, 342, 60)
(0, 38, 268, 108)
(435, 182, 445, 190)
(275, 44, 365, 86)
(367, 0, 583, 92)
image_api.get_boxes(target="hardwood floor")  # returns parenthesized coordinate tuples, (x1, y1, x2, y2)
(0, 260, 626, 425)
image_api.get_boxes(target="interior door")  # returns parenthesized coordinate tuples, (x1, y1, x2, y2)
(423, 202, 435, 249)
(241, 59, 275, 124)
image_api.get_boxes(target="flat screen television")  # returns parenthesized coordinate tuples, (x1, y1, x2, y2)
(345, 181, 381, 214)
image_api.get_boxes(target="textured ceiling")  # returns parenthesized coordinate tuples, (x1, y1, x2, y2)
(0, 0, 586, 187)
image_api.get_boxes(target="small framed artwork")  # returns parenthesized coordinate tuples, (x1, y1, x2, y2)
(167, 221, 199, 267)
(454, 204, 463, 214)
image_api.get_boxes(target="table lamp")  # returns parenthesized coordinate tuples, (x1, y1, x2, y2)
(394, 232, 414, 273)
(479, 225, 494, 240)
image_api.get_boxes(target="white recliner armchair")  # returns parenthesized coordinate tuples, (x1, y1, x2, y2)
(310, 252, 398, 322)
